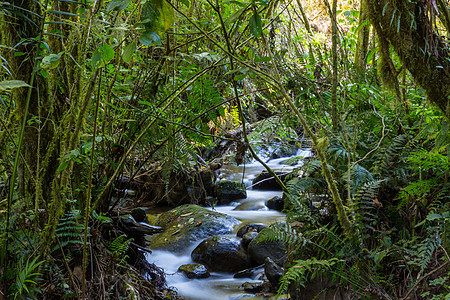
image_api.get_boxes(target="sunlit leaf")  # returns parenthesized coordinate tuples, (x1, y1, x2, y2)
(122, 41, 136, 63)
(40, 52, 63, 69)
(0, 80, 30, 91)
(91, 45, 115, 69)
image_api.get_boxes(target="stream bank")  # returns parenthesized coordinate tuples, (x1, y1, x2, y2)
(145, 149, 312, 299)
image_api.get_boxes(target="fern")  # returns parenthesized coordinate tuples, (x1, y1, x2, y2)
(52, 209, 84, 252)
(353, 179, 385, 231)
(108, 234, 133, 257)
(257, 223, 309, 251)
(373, 134, 410, 177)
(277, 257, 342, 295)
(12, 256, 44, 300)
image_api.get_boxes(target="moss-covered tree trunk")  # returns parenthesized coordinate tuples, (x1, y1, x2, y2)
(367, 0, 450, 119)
(354, 0, 370, 72)
(3, 0, 51, 199)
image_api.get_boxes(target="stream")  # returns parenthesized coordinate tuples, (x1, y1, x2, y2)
(146, 149, 312, 300)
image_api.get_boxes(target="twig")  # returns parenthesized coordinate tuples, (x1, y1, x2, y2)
(401, 261, 449, 300)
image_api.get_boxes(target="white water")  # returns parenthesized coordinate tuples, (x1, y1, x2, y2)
(146, 149, 312, 299)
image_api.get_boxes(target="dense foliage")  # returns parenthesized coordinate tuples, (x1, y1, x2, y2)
(0, 0, 448, 298)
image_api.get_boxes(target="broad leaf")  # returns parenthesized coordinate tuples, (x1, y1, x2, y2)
(40, 52, 63, 69)
(91, 45, 115, 69)
(139, 31, 161, 46)
(140, 0, 174, 35)
(122, 41, 136, 63)
(249, 13, 262, 37)
(0, 80, 30, 91)
(107, 0, 132, 12)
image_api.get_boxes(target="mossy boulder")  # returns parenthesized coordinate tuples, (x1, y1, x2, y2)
(191, 236, 253, 273)
(178, 264, 210, 279)
(214, 180, 247, 204)
(147, 204, 240, 253)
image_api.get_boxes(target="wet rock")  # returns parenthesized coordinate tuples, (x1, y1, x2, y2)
(264, 257, 283, 287)
(241, 231, 258, 248)
(131, 207, 148, 223)
(242, 282, 264, 293)
(252, 171, 289, 190)
(178, 264, 210, 279)
(148, 205, 240, 253)
(233, 265, 264, 279)
(271, 142, 298, 159)
(191, 236, 253, 273)
(236, 223, 267, 237)
(280, 156, 303, 166)
(214, 180, 247, 204)
(265, 196, 284, 211)
(247, 227, 287, 266)
(233, 201, 266, 211)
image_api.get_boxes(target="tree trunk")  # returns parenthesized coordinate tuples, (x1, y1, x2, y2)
(367, 0, 450, 119)
(354, 0, 370, 72)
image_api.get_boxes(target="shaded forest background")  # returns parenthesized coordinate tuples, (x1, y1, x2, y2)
(0, 0, 449, 298)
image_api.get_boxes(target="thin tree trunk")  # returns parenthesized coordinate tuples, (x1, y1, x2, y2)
(354, 0, 370, 72)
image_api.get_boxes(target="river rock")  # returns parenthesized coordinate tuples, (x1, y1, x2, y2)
(252, 171, 289, 190)
(178, 264, 210, 279)
(265, 196, 284, 211)
(271, 142, 298, 159)
(131, 207, 148, 223)
(233, 200, 266, 211)
(264, 257, 283, 287)
(236, 223, 267, 237)
(147, 205, 240, 253)
(241, 231, 258, 249)
(247, 227, 287, 265)
(191, 236, 253, 273)
(234, 265, 265, 279)
(214, 180, 247, 204)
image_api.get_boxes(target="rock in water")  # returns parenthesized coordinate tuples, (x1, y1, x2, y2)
(178, 264, 210, 279)
(214, 180, 247, 204)
(148, 204, 240, 253)
(191, 236, 253, 273)
(265, 196, 284, 211)
(247, 227, 287, 266)
(264, 257, 283, 287)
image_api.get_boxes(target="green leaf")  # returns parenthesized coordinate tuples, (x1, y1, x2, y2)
(107, 0, 132, 12)
(427, 213, 442, 221)
(249, 13, 262, 37)
(0, 80, 31, 91)
(122, 41, 136, 63)
(139, 31, 161, 46)
(179, 0, 190, 6)
(56, 160, 69, 175)
(91, 45, 115, 69)
(40, 52, 64, 69)
(254, 56, 271, 62)
(140, 0, 174, 35)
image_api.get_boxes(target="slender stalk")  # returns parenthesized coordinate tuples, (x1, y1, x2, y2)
(82, 69, 102, 299)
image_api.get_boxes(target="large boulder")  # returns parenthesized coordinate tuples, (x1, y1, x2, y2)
(247, 227, 287, 266)
(191, 236, 253, 273)
(147, 205, 240, 253)
(178, 264, 210, 279)
(214, 180, 247, 204)
(252, 171, 289, 190)
(265, 196, 284, 211)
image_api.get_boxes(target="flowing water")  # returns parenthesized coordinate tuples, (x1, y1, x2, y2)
(146, 149, 312, 300)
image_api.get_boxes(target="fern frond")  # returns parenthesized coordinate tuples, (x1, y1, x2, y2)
(277, 257, 342, 295)
(108, 234, 133, 256)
